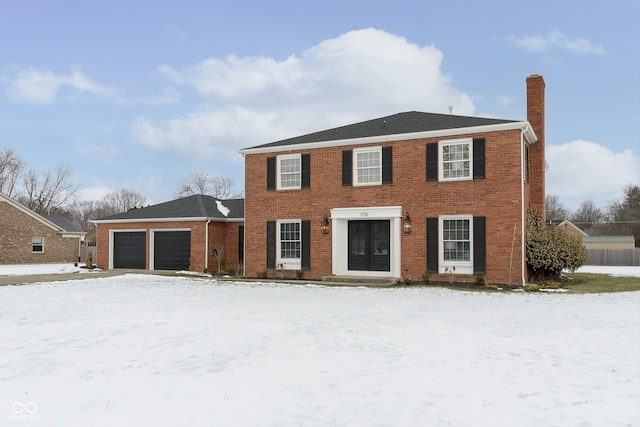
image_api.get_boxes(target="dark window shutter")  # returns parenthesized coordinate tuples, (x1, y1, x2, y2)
(426, 218, 438, 273)
(473, 138, 485, 180)
(267, 157, 276, 191)
(342, 150, 352, 186)
(301, 154, 310, 189)
(473, 216, 486, 274)
(238, 226, 244, 264)
(426, 143, 438, 182)
(382, 146, 392, 184)
(266, 221, 276, 269)
(301, 220, 310, 270)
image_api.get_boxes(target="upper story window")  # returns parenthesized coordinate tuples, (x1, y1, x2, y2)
(32, 237, 44, 253)
(267, 154, 309, 191)
(354, 146, 382, 186)
(440, 139, 472, 181)
(277, 154, 301, 190)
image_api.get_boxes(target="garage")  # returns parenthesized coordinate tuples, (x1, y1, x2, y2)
(153, 230, 191, 271)
(113, 231, 146, 269)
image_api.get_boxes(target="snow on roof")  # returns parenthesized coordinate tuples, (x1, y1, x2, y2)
(215, 200, 230, 217)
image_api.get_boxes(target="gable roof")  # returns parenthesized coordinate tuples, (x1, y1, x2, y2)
(240, 111, 532, 154)
(92, 194, 244, 223)
(44, 215, 84, 233)
(0, 192, 83, 236)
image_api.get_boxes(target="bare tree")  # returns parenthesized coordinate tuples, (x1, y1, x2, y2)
(17, 164, 78, 215)
(176, 172, 238, 199)
(68, 199, 111, 231)
(0, 146, 25, 197)
(102, 188, 146, 214)
(570, 199, 605, 235)
(608, 184, 640, 246)
(545, 194, 570, 221)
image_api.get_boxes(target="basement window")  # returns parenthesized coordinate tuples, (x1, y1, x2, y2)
(32, 237, 44, 253)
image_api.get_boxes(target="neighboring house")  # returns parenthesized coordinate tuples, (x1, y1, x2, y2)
(0, 192, 85, 264)
(92, 194, 244, 273)
(238, 75, 546, 285)
(547, 219, 588, 240)
(582, 236, 636, 250)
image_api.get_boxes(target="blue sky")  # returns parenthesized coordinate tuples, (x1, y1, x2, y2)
(1, 0, 638, 211)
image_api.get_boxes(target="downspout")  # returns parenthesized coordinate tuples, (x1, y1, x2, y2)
(520, 128, 527, 287)
(205, 219, 211, 272)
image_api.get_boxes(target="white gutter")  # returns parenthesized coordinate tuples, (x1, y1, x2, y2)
(520, 128, 527, 287)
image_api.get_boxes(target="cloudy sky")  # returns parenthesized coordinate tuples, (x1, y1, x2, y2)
(1, 0, 638, 211)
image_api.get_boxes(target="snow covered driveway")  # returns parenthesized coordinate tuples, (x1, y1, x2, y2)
(2, 275, 639, 427)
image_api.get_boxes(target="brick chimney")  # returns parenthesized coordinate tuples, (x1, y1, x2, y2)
(526, 74, 545, 219)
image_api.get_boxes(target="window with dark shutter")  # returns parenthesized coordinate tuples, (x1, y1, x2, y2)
(238, 226, 244, 264)
(342, 150, 352, 186)
(426, 218, 438, 273)
(267, 157, 276, 191)
(473, 138, 485, 180)
(473, 216, 486, 274)
(301, 220, 310, 269)
(301, 154, 310, 189)
(382, 146, 392, 184)
(426, 143, 438, 182)
(266, 221, 276, 269)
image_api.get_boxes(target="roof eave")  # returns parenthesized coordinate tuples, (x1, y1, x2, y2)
(239, 121, 534, 155)
(91, 216, 244, 225)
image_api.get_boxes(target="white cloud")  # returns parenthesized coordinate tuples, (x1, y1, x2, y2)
(138, 28, 476, 159)
(4, 67, 118, 104)
(510, 31, 605, 54)
(546, 140, 640, 208)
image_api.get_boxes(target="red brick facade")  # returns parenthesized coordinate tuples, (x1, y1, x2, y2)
(95, 220, 243, 273)
(242, 76, 545, 285)
(0, 197, 81, 264)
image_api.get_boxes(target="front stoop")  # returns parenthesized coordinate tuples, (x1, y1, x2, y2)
(321, 275, 399, 286)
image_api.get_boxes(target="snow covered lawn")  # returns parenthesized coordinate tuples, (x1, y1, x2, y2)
(2, 274, 639, 427)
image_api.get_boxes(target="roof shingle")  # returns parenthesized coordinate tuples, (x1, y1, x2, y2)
(243, 111, 518, 150)
(95, 195, 244, 221)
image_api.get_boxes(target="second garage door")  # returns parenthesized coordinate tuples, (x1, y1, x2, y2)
(154, 231, 191, 271)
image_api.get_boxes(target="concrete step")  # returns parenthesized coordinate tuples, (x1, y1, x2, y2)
(320, 275, 399, 285)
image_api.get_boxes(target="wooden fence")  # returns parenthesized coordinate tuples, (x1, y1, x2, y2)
(586, 248, 640, 266)
(80, 246, 97, 263)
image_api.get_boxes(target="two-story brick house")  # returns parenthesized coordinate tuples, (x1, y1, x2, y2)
(239, 75, 546, 285)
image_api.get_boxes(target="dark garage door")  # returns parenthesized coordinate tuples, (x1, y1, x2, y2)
(113, 231, 146, 269)
(154, 231, 191, 271)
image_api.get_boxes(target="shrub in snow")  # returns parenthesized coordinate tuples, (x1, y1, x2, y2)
(526, 210, 587, 281)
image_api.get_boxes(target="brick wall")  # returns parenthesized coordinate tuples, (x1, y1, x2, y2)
(0, 201, 80, 264)
(95, 219, 242, 272)
(245, 128, 537, 284)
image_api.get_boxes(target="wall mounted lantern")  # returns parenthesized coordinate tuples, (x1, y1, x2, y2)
(403, 212, 412, 233)
(321, 215, 330, 234)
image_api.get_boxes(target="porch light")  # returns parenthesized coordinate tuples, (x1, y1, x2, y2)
(403, 212, 412, 233)
(321, 215, 330, 234)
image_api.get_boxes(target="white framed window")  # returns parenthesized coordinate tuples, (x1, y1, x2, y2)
(439, 215, 473, 274)
(277, 154, 301, 190)
(439, 138, 473, 181)
(354, 146, 382, 186)
(277, 220, 301, 269)
(32, 237, 44, 253)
